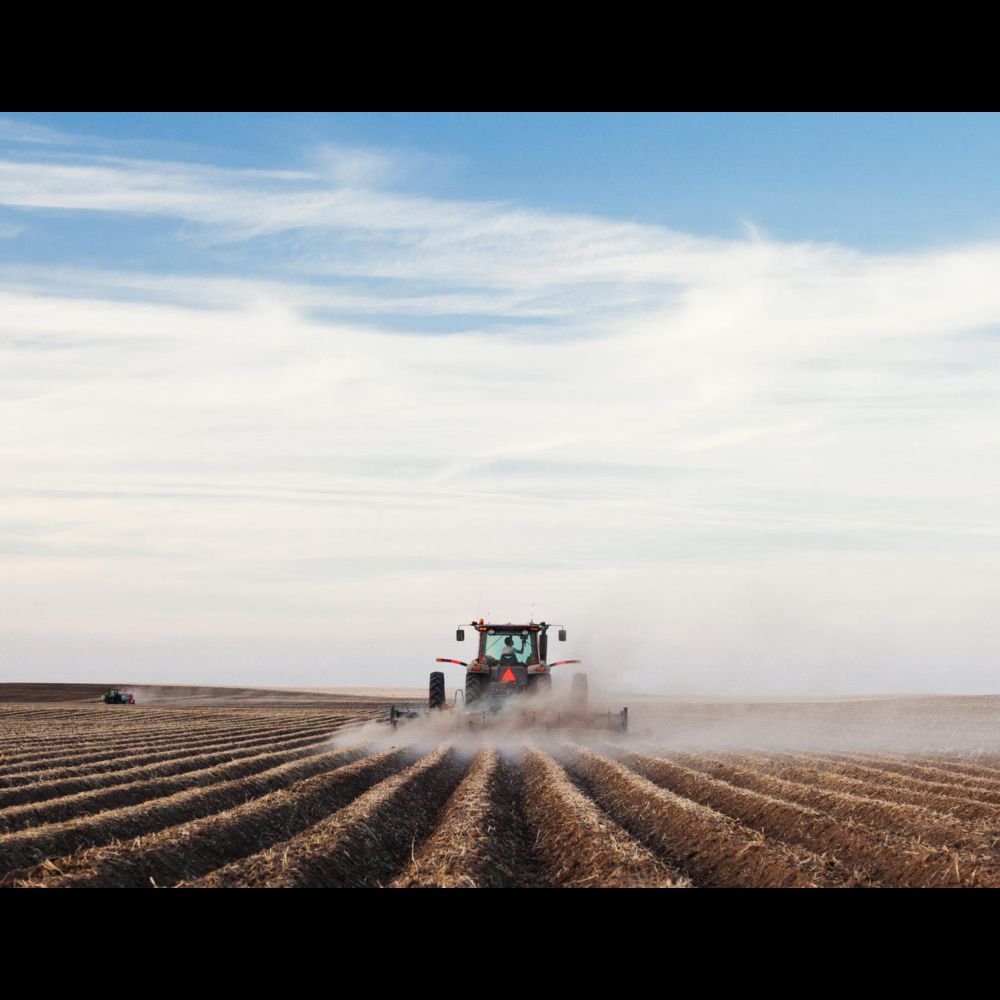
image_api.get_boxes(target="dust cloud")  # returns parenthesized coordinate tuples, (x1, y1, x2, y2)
(329, 685, 1000, 757)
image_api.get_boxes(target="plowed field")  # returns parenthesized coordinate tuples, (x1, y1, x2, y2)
(6, 691, 1000, 887)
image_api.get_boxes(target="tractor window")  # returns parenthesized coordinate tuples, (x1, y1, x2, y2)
(484, 632, 536, 665)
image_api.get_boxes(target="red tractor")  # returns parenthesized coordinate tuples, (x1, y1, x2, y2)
(431, 620, 585, 711)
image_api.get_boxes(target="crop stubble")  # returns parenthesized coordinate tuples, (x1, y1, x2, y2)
(6, 702, 1000, 887)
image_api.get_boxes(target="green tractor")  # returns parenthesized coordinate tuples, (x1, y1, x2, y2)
(101, 688, 135, 705)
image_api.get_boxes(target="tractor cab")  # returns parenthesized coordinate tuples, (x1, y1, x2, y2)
(481, 627, 538, 669)
(460, 621, 566, 665)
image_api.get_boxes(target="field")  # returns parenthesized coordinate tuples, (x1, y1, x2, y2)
(5, 685, 1000, 887)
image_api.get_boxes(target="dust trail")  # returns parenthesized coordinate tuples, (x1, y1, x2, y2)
(326, 688, 631, 757)
(328, 689, 1000, 757)
(617, 695, 1000, 754)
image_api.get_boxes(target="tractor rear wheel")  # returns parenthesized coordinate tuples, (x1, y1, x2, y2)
(571, 672, 589, 711)
(465, 672, 482, 706)
(429, 671, 446, 710)
(527, 673, 552, 697)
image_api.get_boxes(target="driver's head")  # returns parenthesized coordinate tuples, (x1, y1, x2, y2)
(504, 636, 514, 646)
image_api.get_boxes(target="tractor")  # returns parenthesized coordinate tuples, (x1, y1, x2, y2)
(101, 689, 135, 705)
(384, 619, 626, 732)
(431, 620, 585, 712)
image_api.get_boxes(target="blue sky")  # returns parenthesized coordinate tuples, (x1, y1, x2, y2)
(3, 112, 1000, 694)
(7, 112, 1000, 250)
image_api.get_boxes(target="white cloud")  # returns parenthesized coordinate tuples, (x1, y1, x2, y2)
(3, 143, 1000, 693)
(0, 117, 76, 145)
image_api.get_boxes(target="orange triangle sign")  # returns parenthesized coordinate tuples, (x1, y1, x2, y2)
(501, 667, 517, 683)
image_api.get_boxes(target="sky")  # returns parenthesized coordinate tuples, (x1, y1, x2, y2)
(3, 111, 1000, 695)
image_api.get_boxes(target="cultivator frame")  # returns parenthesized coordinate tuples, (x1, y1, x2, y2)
(385, 702, 628, 733)
(459, 705, 629, 733)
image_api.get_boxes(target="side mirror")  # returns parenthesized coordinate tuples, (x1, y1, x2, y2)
(539, 634, 548, 661)
(558, 629, 567, 642)
(456, 629, 465, 642)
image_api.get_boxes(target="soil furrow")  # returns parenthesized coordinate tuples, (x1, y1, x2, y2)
(0, 744, 368, 882)
(191, 747, 466, 888)
(393, 749, 542, 888)
(569, 748, 831, 887)
(672, 752, 988, 852)
(10, 748, 408, 888)
(520, 748, 683, 888)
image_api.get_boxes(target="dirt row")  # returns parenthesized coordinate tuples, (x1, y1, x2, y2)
(0, 713, 357, 770)
(192, 747, 686, 888)
(11, 749, 411, 888)
(393, 749, 537, 888)
(192, 747, 467, 887)
(761, 752, 1000, 805)
(0, 734, 343, 835)
(617, 751, 982, 887)
(0, 704, 358, 728)
(0, 724, 344, 810)
(8, 710, 1000, 887)
(567, 748, 836, 887)
(833, 752, 1000, 792)
(670, 751, 986, 852)
(725, 753, 1000, 823)
(0, 708, 348, 742)
(0, 716, 350, 780)
(0, 743, 371, 882)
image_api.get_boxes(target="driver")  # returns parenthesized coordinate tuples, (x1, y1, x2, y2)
(499, 635, 522, 665)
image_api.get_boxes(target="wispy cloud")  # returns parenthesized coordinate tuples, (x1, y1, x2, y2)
(2, 136, 1000, 692)
(0, 117, 78, 145)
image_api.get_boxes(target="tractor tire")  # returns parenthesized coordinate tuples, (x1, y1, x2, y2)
(571, 672, 589, 711)
(429, 671, 446, 711)
(465, 672, 482, 707)
(527, 673, 552, 698)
